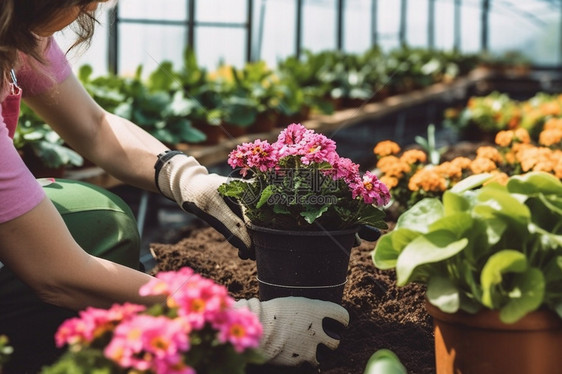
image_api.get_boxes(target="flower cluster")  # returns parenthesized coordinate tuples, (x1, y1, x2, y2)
(374, 124, 562, 217)
(46, 268, 263, 374)
(220, 123, 390, 230)
(445, 91, 562, 141)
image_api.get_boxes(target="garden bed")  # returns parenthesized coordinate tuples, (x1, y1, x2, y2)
(150, 224, 435, 374)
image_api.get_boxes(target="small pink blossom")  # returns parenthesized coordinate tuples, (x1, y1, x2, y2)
(276, 123, 310, 147)
(55, 303, 145, 348)
(104, 315, 190, 372)
(227, 140, 278, 176)
(350, 171, 391, 206)
(328, 156, 360, 183)
(299, 131, 338, 165)
(216, 308, 263, 353)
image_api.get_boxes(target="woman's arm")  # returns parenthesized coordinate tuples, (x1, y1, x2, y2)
(23, 73, 169, 192)
(0, 196, 163, 310)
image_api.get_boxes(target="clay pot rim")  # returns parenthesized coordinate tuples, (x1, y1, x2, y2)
(425, 299, 562, 332)
(246, 223, 360, 236)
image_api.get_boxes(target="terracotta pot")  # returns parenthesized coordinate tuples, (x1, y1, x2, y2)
(247, 224, 359, 304)
(426, 301, 562, 374)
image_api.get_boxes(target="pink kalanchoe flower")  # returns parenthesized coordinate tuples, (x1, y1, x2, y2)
(55, 303, 145, 347)
(276, 123, 310, 147)
(227, 140, 278, 176)
(329, 156, 361, 183)
(297, 131, 337, 165)
(350, 171, 391, 206)
(104, 314, 190, 372)
(216, 308, 263, 353)
(153, 269, 234, 330)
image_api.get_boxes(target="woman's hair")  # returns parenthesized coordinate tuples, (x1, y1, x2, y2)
(0, 0, 100, 92)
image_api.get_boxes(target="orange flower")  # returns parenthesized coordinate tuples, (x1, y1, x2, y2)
(504, 151, 516, 164)
(540, 101, 561, 116)
(400, 149, 427, 165)
(376, 156, 411, 177)
(554, 158, 562, 179)
(514, 128, 531, 144)
(518, 147, 553, 172)
(450, 157, 472, 170)
(543, 118, 562, 131)
(484, 172, 509, 186)
(476, 146, 503, 163)
(380, 175, 399, 189)
(374, 141, 401, 157)
(495, 130, 514, 147)
(539, 128, 562, 147)
(470, 157, 497, 174)
(435, 162, 462, 180)
(408, 168, 447, 192)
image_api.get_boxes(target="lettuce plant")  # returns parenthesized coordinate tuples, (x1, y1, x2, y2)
(373, 172, 562, 323)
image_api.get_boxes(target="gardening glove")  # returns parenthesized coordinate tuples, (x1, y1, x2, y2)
(155, 150, 253, 259)
(235, 297, 350, 367)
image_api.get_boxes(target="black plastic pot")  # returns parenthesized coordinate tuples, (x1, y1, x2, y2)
(247, 224, 359, 304)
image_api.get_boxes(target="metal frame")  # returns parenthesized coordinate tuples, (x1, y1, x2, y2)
(106, 0, 562, 73)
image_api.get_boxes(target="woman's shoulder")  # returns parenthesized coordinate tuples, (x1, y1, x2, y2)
(16, 37, 72, 97)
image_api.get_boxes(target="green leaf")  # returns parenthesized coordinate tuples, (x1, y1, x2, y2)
(396, 198, 444, 233)
(500, 268, 545, 323)
(396, 231, 468, 285)
(373, 233, 400, 269)
(363, 349, 407, 374)
(300, 204, 330, 224)
(426, 276, 460, 313)
(373, 229, 421, 270)
(78, 64, 93, 83)
(358, 205, 387, 228)
(480, 250, 527, 309)
(450, 173, 493, 193)
(507, 172, 562, 196)
(256, 185, 274, 209)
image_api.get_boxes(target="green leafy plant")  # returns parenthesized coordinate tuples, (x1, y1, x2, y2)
(373, 171, 562, 323)
(14, 104, 83, 170)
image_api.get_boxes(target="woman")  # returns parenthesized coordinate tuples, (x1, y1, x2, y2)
(0, 1, 349, 372)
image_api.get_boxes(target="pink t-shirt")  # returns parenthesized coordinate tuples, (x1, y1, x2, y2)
(0, 37, 72, 224)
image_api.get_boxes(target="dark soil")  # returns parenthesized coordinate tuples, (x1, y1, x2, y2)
(150, 224, 435, 374)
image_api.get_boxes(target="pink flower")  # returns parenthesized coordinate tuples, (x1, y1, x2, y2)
(299, 131, 338, 165)
(276, 123, 309, 147)
(216, 308, 263, 353)
(227, 140, 278, 176)
(104, 315, 190, 372)
(55, 303, 145, 348)
(328, 156, 360, 183)
(350, 171, 391, 206)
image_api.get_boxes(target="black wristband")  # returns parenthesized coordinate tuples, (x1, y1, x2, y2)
(154, 150, 186, 194)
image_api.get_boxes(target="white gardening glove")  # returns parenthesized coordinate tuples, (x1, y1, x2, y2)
(155, 150, 253, 259)
(235, 297, 350, 367)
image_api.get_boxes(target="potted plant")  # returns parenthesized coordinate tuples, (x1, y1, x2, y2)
(43, 267, 264, 374)
(218, 123, 390, 304)
(373, 171, 562, 373)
